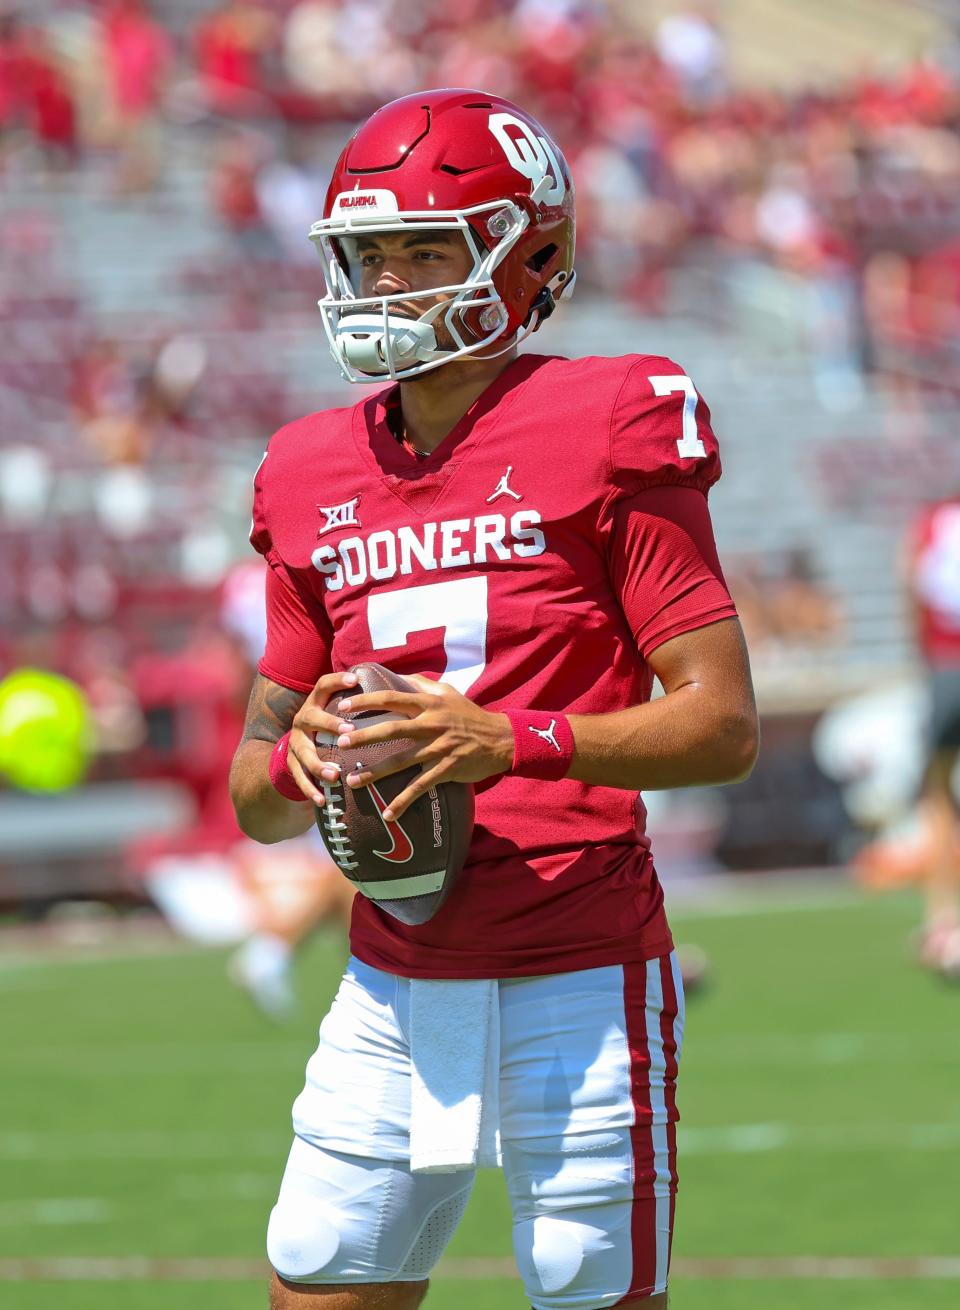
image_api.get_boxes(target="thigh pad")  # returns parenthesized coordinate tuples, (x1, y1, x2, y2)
(267, 1136, 474, 1284)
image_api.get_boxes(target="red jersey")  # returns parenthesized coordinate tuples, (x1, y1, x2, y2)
(912, 499, 960, 665)
(251, 352, 737, 978)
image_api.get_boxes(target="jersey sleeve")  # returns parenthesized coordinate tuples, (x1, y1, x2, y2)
(603, 484, 738, 658)
(250, 447, 333, 693)
(257, 560, 333, 693)
(608, 355, 722, 498)
(249, 449, 273, 561)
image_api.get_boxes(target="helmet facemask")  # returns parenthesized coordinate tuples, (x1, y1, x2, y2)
(310, 201, 541, 382)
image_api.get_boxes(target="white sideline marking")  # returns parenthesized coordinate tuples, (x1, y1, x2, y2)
(1, 1256, 960, 1282)
(0, 1199, 112, 1226)
(0, 878, 873, 976)
(0, 936, 203, 972)
(6, 1047, 306, 1077)
(0, 1129, 284, 1160)
(688, 1030, 960, 1067)
(670, 890, 868, 920)
(174, 1172, 278, 1201)
(680, 1121, 960, 1155)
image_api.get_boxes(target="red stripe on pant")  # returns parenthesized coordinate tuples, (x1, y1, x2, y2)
(619, 956, 681, 1303)
(658, 955, 682, 1272)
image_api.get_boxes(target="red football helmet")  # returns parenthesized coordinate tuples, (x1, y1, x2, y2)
(309, 88, 576, 381)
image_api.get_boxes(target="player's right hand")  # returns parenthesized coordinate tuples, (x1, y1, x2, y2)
(286, 671, 358, 805)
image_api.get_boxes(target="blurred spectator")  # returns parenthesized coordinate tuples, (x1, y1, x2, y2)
(724, 558, 779, 654)
(147, 333, 209, 424)
(0, 17, 78, 167)
(218, 559, 353, 1019)
(255, 129, 326, 262)
(655, 5, 727, 106)
(0, 11, 25, 134)
(195, 0, 278, 117)
(71, 337, 151, 465)
(770, 549, 845, 645)
(282, 0, 357, 101)
(209, 130, 272, 255)
(71, 627, 146, 756)
(281, 0, 423, 110)
(0, 446, 52, 525)
(99, 0, 172, 191)
(727, 549, 844, 655)
(907, 496, 960, 978)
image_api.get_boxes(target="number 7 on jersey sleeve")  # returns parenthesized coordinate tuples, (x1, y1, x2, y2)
(648, 374, 707, 459)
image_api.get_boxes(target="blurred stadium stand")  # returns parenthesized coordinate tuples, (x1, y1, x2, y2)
(3, 0, 959, 902)
(633, 0, 945, 90)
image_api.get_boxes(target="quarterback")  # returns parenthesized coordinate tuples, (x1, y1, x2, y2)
(230, 89, 759, 1310)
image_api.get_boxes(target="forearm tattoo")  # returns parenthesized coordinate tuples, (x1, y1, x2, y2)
(240, 675, 307, 745)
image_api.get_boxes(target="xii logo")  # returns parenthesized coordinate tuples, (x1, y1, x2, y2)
(318, 496, 361, 536)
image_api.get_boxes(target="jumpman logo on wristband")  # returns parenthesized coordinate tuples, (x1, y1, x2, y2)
(529, 720, 561, 753)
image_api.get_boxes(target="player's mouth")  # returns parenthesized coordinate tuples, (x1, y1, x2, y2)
(342, 299, 445, 323)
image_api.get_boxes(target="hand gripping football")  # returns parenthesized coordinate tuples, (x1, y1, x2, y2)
(314, 663, 475, 924)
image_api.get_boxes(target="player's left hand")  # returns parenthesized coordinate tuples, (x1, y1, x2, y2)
(331, 675, 514, 821)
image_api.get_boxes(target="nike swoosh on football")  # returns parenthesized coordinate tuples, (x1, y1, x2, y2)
(368, 783, 415, 863)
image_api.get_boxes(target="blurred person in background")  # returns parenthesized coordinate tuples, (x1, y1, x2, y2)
(725, 548, 844, 656)
(194, 0, 278, 117)
(71, 335, 153, 466)
(654, 3, 727, 107)
(0, 13, 78, 169)
(908, 496, 960, 978)
(99, 0, 172, 192)
(209, 129, 274, 257)
(121, 556, 351, 1021)
(228, 835, 355, 1019)
(282, 0, 419, 107)
(255, 128, 328, 264)
(221, 559, 353, 1021)
(281, 0, 353, 101)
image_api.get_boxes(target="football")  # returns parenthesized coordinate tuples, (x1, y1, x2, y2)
(313, 663, 475, 924)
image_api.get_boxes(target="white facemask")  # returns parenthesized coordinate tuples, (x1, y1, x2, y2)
(308, 202, 529, 383)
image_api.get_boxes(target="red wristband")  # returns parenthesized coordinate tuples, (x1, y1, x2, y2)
(268, 731, 308, 802)
(504, 709, 574, 780)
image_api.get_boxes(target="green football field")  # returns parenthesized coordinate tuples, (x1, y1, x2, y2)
(3, 883, 959, 1309)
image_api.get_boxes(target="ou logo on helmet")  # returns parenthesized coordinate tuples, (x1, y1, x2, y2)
(488, 112, 566, 206)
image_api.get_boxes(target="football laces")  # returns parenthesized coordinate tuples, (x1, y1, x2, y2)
(318, 774, 358, 872)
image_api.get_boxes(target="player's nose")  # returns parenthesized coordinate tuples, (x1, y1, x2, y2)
(374, 266, 411, 296)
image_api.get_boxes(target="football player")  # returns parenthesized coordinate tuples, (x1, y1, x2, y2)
(230, 89, 759, 1310)
(908, 497, 960, 977)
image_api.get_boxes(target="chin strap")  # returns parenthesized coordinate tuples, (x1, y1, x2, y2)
(527, 268, 577, 330)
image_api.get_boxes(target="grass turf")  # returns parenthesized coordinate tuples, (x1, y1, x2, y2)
(2, 886, 958, 1308)
(5, 1284, 960, 1310)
